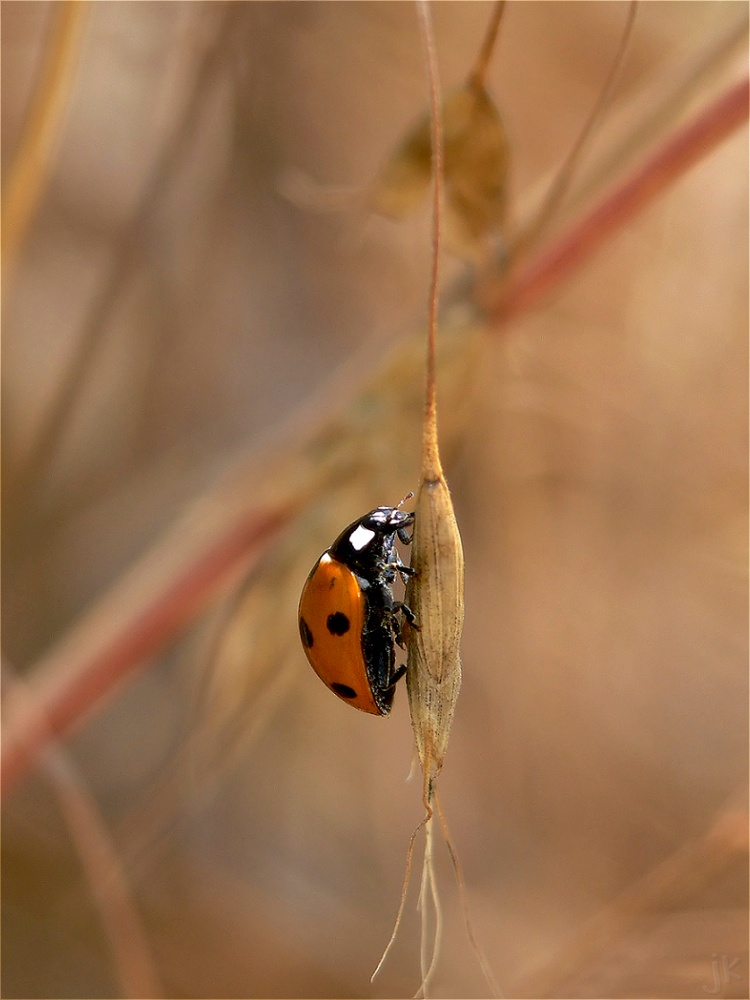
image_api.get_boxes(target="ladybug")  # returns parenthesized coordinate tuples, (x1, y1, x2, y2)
(298, 502, 415, 715)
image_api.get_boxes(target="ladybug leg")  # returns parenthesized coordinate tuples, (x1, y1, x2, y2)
(386, 663, 407, 690)
(391, 601, 420, 648)
(397, 526, 414, 546)
(395, 601, 418, 628)
(383, 558, 414, 587)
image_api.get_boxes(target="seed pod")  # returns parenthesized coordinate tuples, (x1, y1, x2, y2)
(404, 465, 464, 805)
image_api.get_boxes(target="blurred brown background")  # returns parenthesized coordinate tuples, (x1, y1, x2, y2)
(2, 3, 748, 998)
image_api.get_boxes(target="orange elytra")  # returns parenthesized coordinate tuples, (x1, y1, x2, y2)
(298, 503, 415, 715)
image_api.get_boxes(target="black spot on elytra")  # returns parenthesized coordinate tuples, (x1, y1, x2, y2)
(299, 617, 313, 648)
(326, 612, 350, 635)
(332, 683, 357, 699)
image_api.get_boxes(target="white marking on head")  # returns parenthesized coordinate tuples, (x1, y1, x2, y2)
(349, 525, 376, 551)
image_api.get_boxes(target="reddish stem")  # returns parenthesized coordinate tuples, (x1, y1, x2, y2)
(1, 505, 290, 797)
(489, 76, 749, 321)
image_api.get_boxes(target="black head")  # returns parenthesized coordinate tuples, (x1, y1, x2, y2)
(359, 506, 414, 534)
(329, 505, 414, 582)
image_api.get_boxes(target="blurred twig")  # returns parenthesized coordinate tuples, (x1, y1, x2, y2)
(2, 661, 163, 999)
(5, 5, 235, 538)
(490, 75, 749, 322)
(1, 498, 295, 798)
(569, 12, 748, 215)
(516, 789, 749, 998)
(1, 0, 88, 281)
(512, 0, 638, 259)
(467, 1, 505, 90)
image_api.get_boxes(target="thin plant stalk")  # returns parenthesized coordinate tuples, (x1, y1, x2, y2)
(513, 0, 638, 257)
(468, 1, 505, 90)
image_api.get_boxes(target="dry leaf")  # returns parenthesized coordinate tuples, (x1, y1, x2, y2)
(372, 80, 510, 259)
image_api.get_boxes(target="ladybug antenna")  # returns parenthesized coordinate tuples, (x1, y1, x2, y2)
(397, 491, 415, 510)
